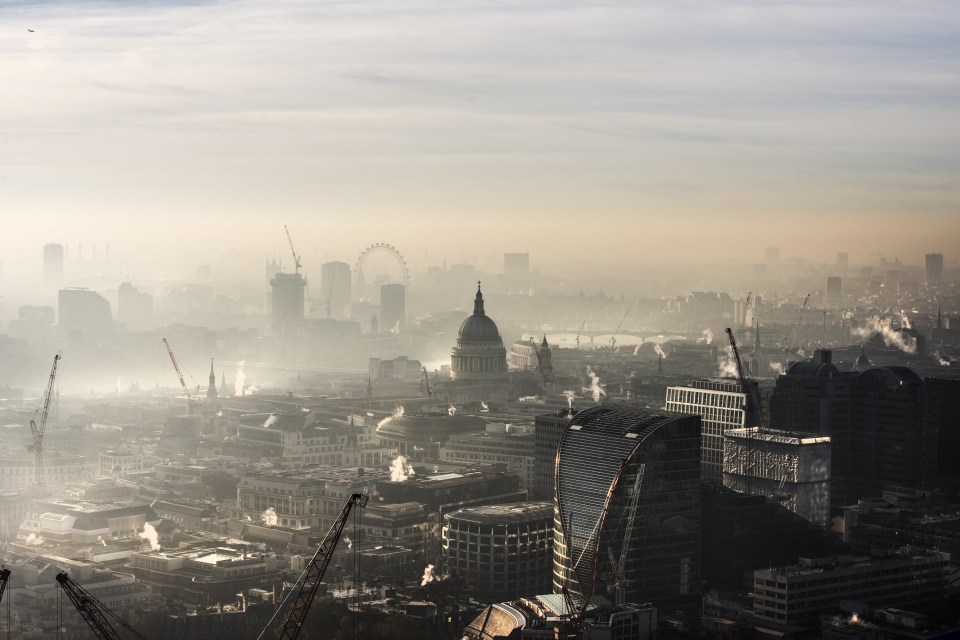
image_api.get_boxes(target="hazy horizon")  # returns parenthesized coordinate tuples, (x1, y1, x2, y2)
(2, 0, 958, 274)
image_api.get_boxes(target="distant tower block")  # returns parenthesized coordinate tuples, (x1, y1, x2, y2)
(320, 261, 352, 318)
(925, 253, 944, 285)
(270, 272, 305, 331)
(825, 276, 841, 307)
(503, 252, 530, 280)
(764, 247, 780, 265)
(379, 283, 406, 333)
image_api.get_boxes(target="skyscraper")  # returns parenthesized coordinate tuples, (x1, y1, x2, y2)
(44, 243, 64, 287)
(925, 253, 944, 285)
(503, 252, 530, 280)
(379, 283, 405, 333)
(553, 404, 701, 605)
(825, 276, 842, 307)
(270, 273, 305, 331)
(319, 261, 351, 319)
(665, 379, 749, 484)
(58, 288, 112, 338)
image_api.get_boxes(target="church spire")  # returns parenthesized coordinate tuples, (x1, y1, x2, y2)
(473, 281, 485, 316)
(207, 358, 218, 402)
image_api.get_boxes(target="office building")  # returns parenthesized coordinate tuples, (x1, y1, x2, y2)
(825, 276, 842, 306)
(751, 549, 949, 629)
(533, 410, 574, 501)
(764, 247, 780, 264)
(926, 377, 960, 486)
(925, 253, 943, 285)
(44, 243, 64, 286)
(443, 502, 554, 601)
(270, 272, 305, 330)
(553, 404, 701, 605)
(58, 287, 112, 338)
(722, 427, 831, 527)
(665, 379, 749, 484)
(440, 428, 536, 491)
(503, 252, 530, 279)
(836, 252, 849, 267)
(320, 260, 352, 318)
(379, 282, 406, 333)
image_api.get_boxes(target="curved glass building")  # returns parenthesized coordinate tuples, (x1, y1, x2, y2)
(553, 404, 701, 605)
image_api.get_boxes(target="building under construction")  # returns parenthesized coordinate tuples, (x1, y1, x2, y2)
(553, 404, 701, 607)
(722, 427, 831, 528)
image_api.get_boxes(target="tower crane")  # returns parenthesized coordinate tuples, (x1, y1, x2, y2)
(422, 366, 433, 400)
(28, 354, 60, 486)
(0, 567, 10, 606)
(284, 224, 302, 275)
(161, 339, 199, 415)
(560, 458, 628, 638)
(725, 328, 763, 429)
(258, 493, 368, 640)
(530, 336, 553, 385)
(781, 294, 810, 353)
(607, 463, 645, 607)
(575, 321, 585, 350)
(56, 572, 148, 640)
(609, 310, 629, 351)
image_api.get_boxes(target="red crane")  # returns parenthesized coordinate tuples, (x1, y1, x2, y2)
(258, 493, 368, 640)
(161, 338, 199, 414)
(56, 572, 147, 640)
(28, 354, 60, 486)
(560, 458, 628, 637)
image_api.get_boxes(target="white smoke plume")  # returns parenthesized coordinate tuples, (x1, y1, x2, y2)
(389, 455, 415, 482)
(934, 352, 949, 366)
(563, 390, 575, 411)
(899, 310, 912, 330)
(244, 384, 259, 396)
(697, 329, 714, 345)
(98, 536, 107, 547)
(261, 508, 278, 526)
(343, 536, 352, 551)
(139, 523, 161, 551)
(25, 533, 45, 546)
(448, 405, 457, 416)
(654, 344, 668, 360)
(584, 366, 606, 403)
(633, 338, 645, 355)
(234, 361, 246, 397)
(717, 346, 739, 378)
(480, 401, 489, 412)
(420, 564, 446, 586)
(852, 316, 917, 353)
(769, 362, 786, 376)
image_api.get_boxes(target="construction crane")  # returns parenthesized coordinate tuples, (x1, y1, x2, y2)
(743, 292, 752, 327)
(781, 293, 810, 353)
(607, 463, 645, 607)
(56, 572, 148, 640)
(575, 321, 585, 350)
(161, 338, 199, 415)
(726, 328, 764, 429)
(28, 354, 60, 486)
(530, 336, 553, 385)
(560, 458, 628, 637)
(609, 310, 629, 351)
(284, 224, 302, 275)
(258, 493, 369, 640)
(422, 366, 433, 400)
(0, 567, 10, 606)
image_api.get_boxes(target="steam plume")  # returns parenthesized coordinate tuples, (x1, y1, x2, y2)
(654, 344, 668, 360)
(389, 455, 415, 482)
(584, 366, 606, 403)
(697, 329, 714, 345)
(769, 362, 786, 376)
(563, 390, 575, 410)
(851, 316, 917, 353)
(261, 508, 278, 526)
(139, 523, 161, 551)
(234, 361, 246, 397)
(717, 346, 738, 378)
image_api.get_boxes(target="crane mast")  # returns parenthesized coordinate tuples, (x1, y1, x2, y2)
(162, 338, 198, 414)
(284, 224, 302, 275)
(29, 354, 60, 486)
(607, 463, 645, 607)
(259, 493, 368, 640)
(725, 328, 763, 429)
(609, 310, 629, 350)
(0, 567, 10, 606)
(575, 321, 585, 350)
(561, 458, 628, 637)
(422, 366, 433, 400)
(56, 572, 147, 640)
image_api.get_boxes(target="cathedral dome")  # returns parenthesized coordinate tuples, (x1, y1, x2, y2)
(451, 283, 508, 382)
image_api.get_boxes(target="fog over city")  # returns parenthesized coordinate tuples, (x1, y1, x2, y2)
(1, 2, 958, 640)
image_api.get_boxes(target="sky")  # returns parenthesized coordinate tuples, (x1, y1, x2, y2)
(1, 0, 958, 273)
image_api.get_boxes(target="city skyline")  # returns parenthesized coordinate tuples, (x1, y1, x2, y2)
(1, 0, 958, 270)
